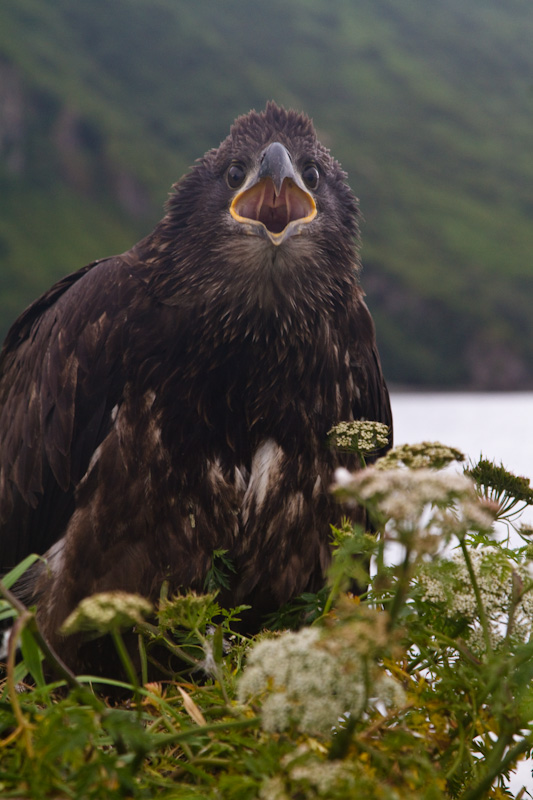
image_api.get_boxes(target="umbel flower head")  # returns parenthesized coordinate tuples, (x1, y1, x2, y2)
(238, 623, 403, 734)
(61, 591, 153, 635)
(328, 421, 390, 457)
(419, 546, 533, 654)
(334, 465, 492, 541)
(158, 591, 220, 632)
(376, 441, 465, 471)
(465, 458, 533, 522)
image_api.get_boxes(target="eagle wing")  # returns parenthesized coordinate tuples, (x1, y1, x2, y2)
(0, 258, 132, 569)
(351, 298, 393, 456)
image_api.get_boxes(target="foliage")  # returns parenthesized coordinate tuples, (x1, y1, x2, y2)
(465, 459, 533, 526)
(0, 0, 533, 386)
(2, 437, 533, 798)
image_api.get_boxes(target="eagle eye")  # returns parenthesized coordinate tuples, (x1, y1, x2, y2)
(302, 163, 319, 190)
(227, 162, 246, 190)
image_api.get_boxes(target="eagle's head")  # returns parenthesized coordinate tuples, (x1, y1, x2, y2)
(158, 103, 360, 307)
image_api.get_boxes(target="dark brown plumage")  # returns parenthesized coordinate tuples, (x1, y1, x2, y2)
(0, 103, 391, 671)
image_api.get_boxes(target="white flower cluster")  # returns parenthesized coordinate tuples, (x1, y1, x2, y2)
(376, 441, 464, 471)
(419, 547, 533, 652)
(335, 466, 491, 537)
(238, 624, 404, 734)
(239, 627, 363, 733)
(259, 759, 357, 799)
(61, 591, 153, 635)
(328, 420, 390, 455)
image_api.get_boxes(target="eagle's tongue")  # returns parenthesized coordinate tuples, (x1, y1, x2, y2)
(231, 176, 316, 237)
(257, 180, 290, 234)
(255, 179, 311, 234)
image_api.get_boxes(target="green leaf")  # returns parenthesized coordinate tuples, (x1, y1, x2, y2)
(0, 605, 17, 623)
(212, 624, 224, 664)
(204, 549, 237, 593)
(1, 553, 40, 589)
(20, 626, 46, 688)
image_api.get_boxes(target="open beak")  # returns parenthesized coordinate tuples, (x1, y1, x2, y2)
(230, 142, 317, 245)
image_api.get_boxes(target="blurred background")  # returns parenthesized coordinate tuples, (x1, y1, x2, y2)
(0, 0, 532, 393)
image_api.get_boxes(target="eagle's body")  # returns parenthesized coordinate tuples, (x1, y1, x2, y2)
(0, 104, 391, 670)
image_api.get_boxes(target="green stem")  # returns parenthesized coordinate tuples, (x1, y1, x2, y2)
(459, 541, 493, 655)
(138, 621, 203, 668)
(445, 726, 468, 783)
(322, 572, 345, 617)
(138, 632, 148, 686)
(386, 545, 412, 628)
(458, 734, 531, 800)
(0, 579, 102, 709)
(328, 715, 357, 760)
(154, 715, 262, 745)
(418, 626, 481, 665)
(5, 613, 34, 757)
(111, 628, 142, 713)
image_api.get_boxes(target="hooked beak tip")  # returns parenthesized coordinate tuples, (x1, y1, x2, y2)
(258, 142, 294, 195)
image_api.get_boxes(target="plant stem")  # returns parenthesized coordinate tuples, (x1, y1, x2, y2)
(111, 628, 142, 713)
(4, 613, 34, 757)
(0, 579, 102, 708)
(386, 544, 412, 628)
(328, 715, 357, 760)
(155, 715, 261, 746)
(322, 572, 345, 617)
(458, 734, 531, 800)
(459, 540, 493, 655)
(138, 621, 203, 668)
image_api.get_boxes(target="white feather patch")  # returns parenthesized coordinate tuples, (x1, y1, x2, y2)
(45, 537, 66, 577)
(86, 442, 103, 474)
(245, 438, 284, 512)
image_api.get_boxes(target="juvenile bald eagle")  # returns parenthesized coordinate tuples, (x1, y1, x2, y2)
(0, 103, 391, 670)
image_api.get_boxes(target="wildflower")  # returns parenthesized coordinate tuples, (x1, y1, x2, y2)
(258, 775, 288, 800)
(238, 622, 404, 734)
(465, 458, 533, 522)
(289, 760, 357, 795)
(323, 606, 390, 656)
(376, 441, 465, 471)
(334, 466, 490, 539)
(328, 421, 390, 457)
(418, 546, 533, 653)
(158, 591, 220, 632)
(333, 467, 353, 488)
(238, 627, 363, 733)
(61, 591, 153, 635)
(259, 749, 369, 798)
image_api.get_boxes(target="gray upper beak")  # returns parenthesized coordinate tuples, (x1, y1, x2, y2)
(258, 142, 295, 196)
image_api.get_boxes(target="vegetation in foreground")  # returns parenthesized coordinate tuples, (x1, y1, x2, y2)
(1, 426, 533, 799)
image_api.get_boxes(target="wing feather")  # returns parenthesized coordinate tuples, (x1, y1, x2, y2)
(0, 257, 133, 569)
(350, 295, 393, 456)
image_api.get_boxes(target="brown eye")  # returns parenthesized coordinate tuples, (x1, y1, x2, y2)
(227, 163, 246, 189)
(302, 163, 319, 190)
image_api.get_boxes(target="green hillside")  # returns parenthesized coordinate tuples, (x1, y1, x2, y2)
(0, 0, 532, 387)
